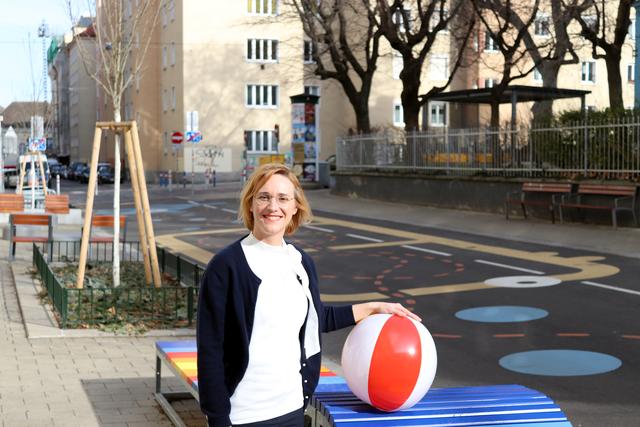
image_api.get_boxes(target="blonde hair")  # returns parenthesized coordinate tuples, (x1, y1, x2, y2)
(239, 163, 312, 235)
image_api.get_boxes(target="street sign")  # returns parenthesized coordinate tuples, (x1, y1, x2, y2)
(28, 137, 47, 152)
(171, 131, 184, 144)
(186, 131, 203, 143)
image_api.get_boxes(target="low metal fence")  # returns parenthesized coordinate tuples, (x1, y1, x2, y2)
(337, 118, 640, 179)
(32, 241, 204, 329)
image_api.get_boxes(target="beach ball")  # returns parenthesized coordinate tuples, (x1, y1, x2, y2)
(341, 314, 437, 411)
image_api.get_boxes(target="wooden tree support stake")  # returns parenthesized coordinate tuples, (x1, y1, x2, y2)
(76, 121, 161, 289)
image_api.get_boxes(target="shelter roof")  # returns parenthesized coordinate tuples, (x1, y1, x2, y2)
(427, 85, 590, 104)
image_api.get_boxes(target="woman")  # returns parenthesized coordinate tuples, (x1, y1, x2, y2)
(197, 163, 420, 427)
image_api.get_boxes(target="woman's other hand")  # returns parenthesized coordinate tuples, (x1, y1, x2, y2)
(352, 302, 422, 323)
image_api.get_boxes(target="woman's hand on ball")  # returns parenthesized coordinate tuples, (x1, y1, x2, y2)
(353, 302, 421, 323)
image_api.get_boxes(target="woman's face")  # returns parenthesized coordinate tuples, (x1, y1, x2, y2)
(251, 174, 298, 245)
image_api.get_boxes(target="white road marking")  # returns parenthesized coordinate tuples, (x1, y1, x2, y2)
(221, 208, 237, 214)
(304, 225, 334, 233)
(402, 245, 452, 257)
(582, 281, 640, 296)
(204, 204, 218, 209)
(188, 201, 200, 205)
(346, 233, 384, 243)
(474, 259, 544, 275)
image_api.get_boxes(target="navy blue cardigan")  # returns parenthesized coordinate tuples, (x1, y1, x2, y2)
(196, 237, 355, 427)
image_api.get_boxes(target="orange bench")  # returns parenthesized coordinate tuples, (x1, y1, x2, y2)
(0, 194, 25, 213)
(45, 194, 70, 214)
(89, 215, 127, 242)
(9, 214, 52, 259)
(559, 184, 638, 228)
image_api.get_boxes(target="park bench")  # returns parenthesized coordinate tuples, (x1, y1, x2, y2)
(505, 182, 573, 223)
(154, 340, 571, 427)
(9, 213, 52, 260)
(0, 193, 25, 213)
(86, 215, 127, 243)
(44, 194, 70, 214)
(559, 183, 638, 228)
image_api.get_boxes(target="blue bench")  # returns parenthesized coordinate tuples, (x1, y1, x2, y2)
(155, 341, 571, 427)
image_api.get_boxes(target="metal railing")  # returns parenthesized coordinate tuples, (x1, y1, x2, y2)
(33, 241, 204, 329)
(337, 118, 640, 179)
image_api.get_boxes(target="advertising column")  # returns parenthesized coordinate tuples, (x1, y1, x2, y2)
(290, 94, 319, 182)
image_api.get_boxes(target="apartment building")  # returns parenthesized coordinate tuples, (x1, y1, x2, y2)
(49, 19, 97, 164)
(88, 0, 637, 177)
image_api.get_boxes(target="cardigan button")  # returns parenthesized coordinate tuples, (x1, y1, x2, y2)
(304, 379, 308, 383)
(302, 363, 306, 367)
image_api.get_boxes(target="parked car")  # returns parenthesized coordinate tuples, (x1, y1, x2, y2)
(80, 163, 117, 184)
(69, 162, 88, 181)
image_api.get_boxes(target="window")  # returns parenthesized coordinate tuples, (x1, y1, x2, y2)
(484, 78, 496, 88)
(629, 19, 636, 40)
(168, 0, 175, 21)
(429, 54, 449, 80)
(581, 61, 595, 83)
(244, 130, 278, 153)
(135, 73, 140, 92)
(171, 86, 176, 110)
(161, 4, 167, 26)
(247, 39, 278, 62)
(162, 46, 167, 68)
(534, 13, 550, 36)
(304, 85, 320, 96)
(303, 40, 315, 63)
(429, 8, 448, 31)
(430, 102, 447, 126)
(170, 42, 176, 65)
(533, 67, 542, 82)
(627, 63, 635, 82)
(582, 15, 596, 32)
(162, 89, 167, 112)
(246, 84, 279, 107)
(392, 50, 403, 79)
(393, 8, 412, 33)
(247, 0, 278, 15)
(484, 31, 498, 52)
(393, 102, 404, 127)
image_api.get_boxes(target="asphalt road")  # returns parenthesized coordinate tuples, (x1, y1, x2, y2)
(65, 179, 640, 427)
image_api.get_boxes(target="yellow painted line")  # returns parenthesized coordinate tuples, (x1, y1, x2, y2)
(328, 239, 431, 251)
(401, 282, 492, 296)
(166, 228, 246, 238)
(156, 235, 214, 265)
(320, 292, 389, 302)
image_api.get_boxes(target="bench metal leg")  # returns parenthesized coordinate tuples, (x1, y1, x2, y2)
(155, 355, 194, 427)
(520, 203, 528, 219)
(612, 210, 617, 229)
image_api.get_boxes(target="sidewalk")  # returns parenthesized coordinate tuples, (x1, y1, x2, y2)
(0, 185, 637, 426)
(0, 232, 203, 426)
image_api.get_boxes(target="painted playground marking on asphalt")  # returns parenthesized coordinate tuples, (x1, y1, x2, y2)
(156, 215, 623, 302)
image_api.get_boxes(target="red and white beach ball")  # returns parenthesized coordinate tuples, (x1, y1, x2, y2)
(341, 314, 437, 411)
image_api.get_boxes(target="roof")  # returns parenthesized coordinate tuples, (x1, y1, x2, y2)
(2, 102, 50, 125)
(427, 85, 590, 104)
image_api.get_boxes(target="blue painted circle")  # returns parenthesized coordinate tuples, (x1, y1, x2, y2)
(455, 306, 548, 323)
(500, 350, 621, 376)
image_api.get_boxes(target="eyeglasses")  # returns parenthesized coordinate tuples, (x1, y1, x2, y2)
(254, 194, 295, 206)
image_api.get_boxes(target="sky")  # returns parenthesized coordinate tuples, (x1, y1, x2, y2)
(0, 0, 86, 109)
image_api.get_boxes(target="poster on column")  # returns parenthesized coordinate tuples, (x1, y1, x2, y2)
(290, 94, 319, 182)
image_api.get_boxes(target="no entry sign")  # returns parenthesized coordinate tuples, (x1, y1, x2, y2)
(171, 132, 184, 144)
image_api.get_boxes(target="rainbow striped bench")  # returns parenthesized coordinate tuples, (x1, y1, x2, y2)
(155, 341, 571, 427)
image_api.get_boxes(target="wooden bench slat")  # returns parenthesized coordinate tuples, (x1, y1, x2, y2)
(505, 182, 572, 223)
(9, 213, 53, 259)
(45, 194, 70, 214)
(559, 184, 638, 228)
(0, 194, 25, 213)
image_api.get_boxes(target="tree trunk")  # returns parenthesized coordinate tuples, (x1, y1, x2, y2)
(113, 107, 121, 288)
(532, 66, 560, 124)
(354, 99, 371, 134)
(605, 52, 624, 110)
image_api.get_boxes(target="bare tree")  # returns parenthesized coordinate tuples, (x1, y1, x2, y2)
(527, 1, 582, 122)
(375, 0, 474, 132)
(572, 0, 633, 110)
(472, 0, 552, 127)
(286, 0, 382, 133)
(67, 0, 160, 287)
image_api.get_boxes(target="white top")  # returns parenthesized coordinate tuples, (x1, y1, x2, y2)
(229, 234, 309, 424)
